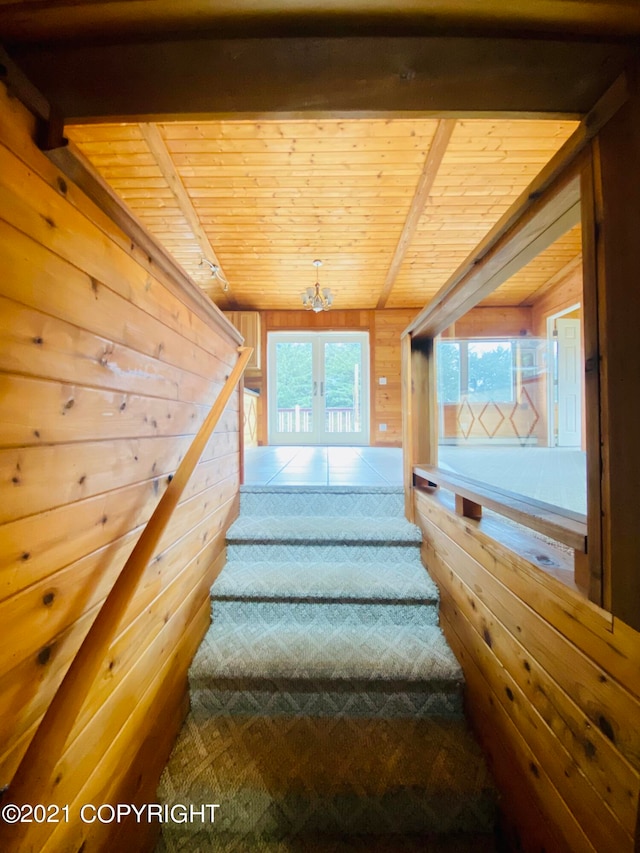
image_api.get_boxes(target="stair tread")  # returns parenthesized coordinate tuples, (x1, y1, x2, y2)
(158, 714, 496, 842)
(240, 485, 404, 494)
(213, 559, 438, 601)
(227, 515, 422, 543)
(192, 621, 463, 684)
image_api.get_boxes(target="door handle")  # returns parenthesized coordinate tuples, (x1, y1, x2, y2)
(313, 381, 318, 396)
(320, 381, 324, 397)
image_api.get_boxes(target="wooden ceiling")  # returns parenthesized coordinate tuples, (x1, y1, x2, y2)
(9, 1, 629, 315)
(66, 116, 581, 312)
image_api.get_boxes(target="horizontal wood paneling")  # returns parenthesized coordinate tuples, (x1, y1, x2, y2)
(36, 590, 212, 853)
(0, 294, 221, 404)
(0, 430, 237, 525)
(414, 489, 640, 851)
(0, 80, 241, 850)
(0, 127, 238, 357)
(443, 306, 532, 338)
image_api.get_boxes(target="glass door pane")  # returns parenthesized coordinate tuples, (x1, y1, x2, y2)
(270, 339, 316, 442)
(322, 339, 365, 440)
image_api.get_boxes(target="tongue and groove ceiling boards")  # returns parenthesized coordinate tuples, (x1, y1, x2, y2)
(5, 1, 638, 312)
(64, 117, 581, 311)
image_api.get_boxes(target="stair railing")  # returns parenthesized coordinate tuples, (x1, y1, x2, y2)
(0, 345, 253, 850)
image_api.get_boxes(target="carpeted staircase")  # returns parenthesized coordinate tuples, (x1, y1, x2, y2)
(156, 486, 498, 852)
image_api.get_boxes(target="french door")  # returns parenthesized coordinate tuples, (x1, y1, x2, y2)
(268, 331, 369, 445)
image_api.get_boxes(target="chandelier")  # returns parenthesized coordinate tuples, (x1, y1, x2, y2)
(301, 260, 333, 312)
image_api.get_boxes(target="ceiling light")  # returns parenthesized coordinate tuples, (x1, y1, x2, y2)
(301, 260, 333, 313)
(200, 258, 229, 292)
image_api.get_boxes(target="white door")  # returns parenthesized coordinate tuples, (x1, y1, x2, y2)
(268, 332, 369, 445)
(557, 318, 582, 447)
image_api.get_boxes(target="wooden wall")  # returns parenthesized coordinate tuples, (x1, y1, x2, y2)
(414, 490, 640, 852)
(531, 262, 583, 336)
(444, 306, 533, 339)
(0, 82, 241, 851)
(257, 308, 416, 446)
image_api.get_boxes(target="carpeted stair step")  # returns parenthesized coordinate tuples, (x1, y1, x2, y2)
(212, 598, 440, 628)
(157, 711, 497, 843)
(212, 558, 436, 601)
(239, 485, 406, 518)
(188, 620, 464, 719)
(227, 515, 422, 544)
(226, 516, 422, 563)
(211, 559, 440, 628)
(156, 831, 497, 852)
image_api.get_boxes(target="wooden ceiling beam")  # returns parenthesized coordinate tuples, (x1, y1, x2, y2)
(405, 172, 582, 337)
(404, 72, 628, 339)
(139, 122, 236, 307)
(9, 37, 634, 123)
(376, 119, 455, 309)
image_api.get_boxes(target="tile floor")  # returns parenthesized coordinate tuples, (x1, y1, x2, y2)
(243, 444, 587, 514)
(244, 445, 404, 487)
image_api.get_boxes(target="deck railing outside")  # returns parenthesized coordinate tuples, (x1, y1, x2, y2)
(277, 406, 358, 433)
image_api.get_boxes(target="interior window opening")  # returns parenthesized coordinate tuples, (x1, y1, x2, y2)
(434, 223, 585, 518)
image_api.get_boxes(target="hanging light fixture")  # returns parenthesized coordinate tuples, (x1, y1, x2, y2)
(301, 259, 333, 312)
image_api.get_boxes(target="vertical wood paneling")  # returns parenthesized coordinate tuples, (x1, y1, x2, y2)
(0, 82, 240, 851)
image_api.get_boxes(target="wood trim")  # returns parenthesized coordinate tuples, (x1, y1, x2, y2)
(404, 71, 629, 340)
(414, 464, 587, 552)
(589, 58, 640, 630)
(402, 336, 436, 520)
(44, 139, 242, 346)
(376, 119, 455, 309)
(406, 168, 582, 338)
(0, 46, 51, 125)
(138, 121, 236, 308)
(401, 335, 413, 519)
(368, 309, 376, 445)
(239, 380, 245, 485)
(0, 346, 251, 850)
(580, 146, 604, 607)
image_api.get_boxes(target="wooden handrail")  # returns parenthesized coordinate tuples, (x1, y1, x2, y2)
(0, 345, 252, 847)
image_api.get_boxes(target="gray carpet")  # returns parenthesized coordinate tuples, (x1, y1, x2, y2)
(156, 486, 497, 851)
